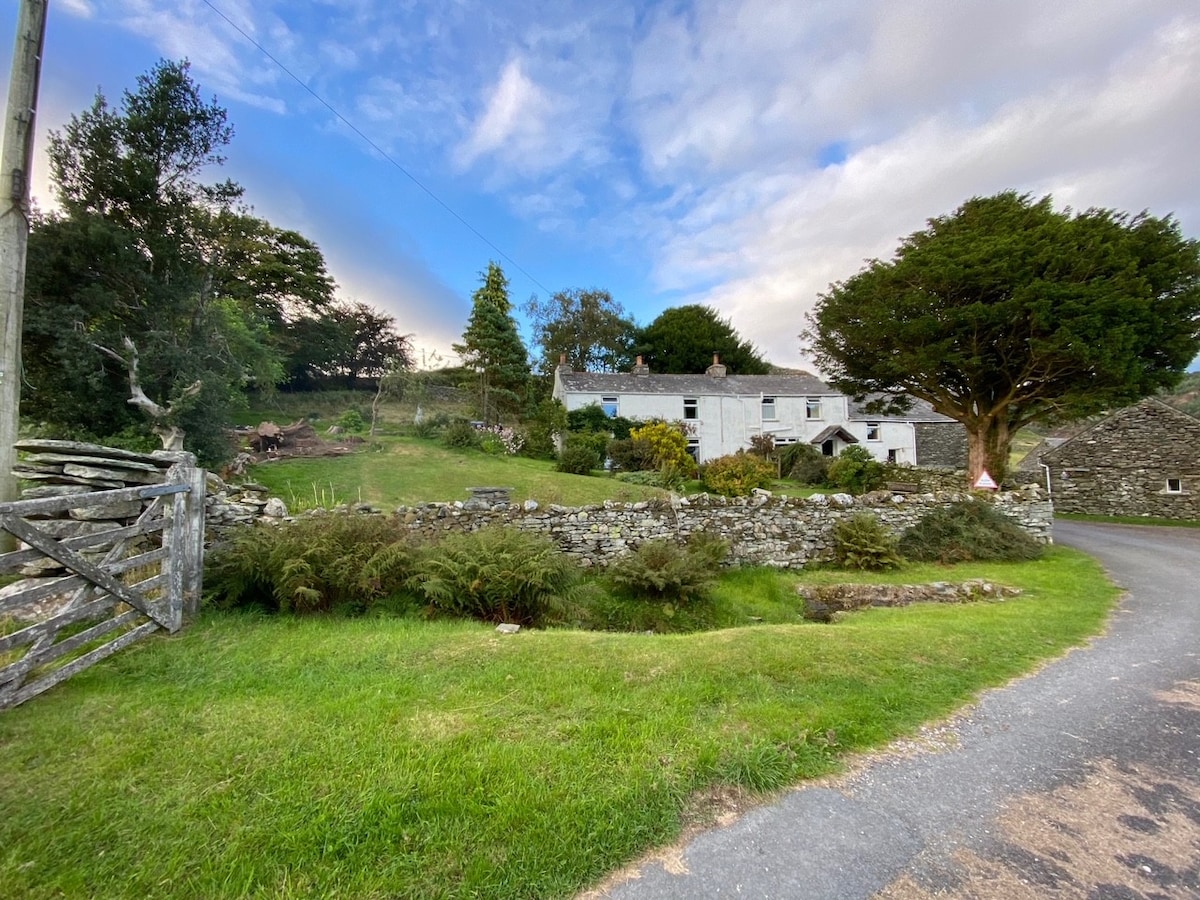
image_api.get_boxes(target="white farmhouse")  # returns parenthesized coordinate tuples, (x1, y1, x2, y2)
(552, 355, 965, 466)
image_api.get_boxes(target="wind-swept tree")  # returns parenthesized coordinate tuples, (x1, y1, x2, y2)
(23, 60, 275, 462)
(453, 262, 530, 423)
(806, 191, 1200, 484)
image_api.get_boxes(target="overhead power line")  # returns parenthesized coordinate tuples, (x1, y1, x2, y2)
(199, 0, 552, 296)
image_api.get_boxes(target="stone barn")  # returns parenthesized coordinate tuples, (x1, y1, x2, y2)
(1041, 398, 1200, 519)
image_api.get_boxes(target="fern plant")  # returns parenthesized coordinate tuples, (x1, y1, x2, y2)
(608, 534, 729, 603)
(411, 527, 579, 625)
(830, 513, 904, 571)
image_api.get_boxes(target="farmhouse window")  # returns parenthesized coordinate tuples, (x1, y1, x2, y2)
(1166, 477, 1183, 494)
(684, 397, 698, 419)
(601, 396, 619, 417)
(762, 396, 777, 420)
(866, 422, 881, 441)
(686, 438, 701, 461)
(806, 398, 822, 420)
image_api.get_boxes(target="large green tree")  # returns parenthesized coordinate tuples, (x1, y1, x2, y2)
(282, 300, 412, 389)
(525, 287, 636, 379)
(23, 60, 275, 463)
(453, 262, 530, 423)
(806, 191, 1200, 484)
(635, 304, 770, 374)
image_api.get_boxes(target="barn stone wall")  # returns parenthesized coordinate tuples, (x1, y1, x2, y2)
(1043, 399, 1200, 519)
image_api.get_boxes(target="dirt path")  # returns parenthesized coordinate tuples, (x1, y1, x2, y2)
(589, 521, 1200, 899)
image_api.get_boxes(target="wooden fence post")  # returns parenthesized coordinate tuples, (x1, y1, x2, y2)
(162, 454, 206, 627)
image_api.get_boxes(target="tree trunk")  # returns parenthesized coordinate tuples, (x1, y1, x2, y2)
(964, 416, 1011, 488)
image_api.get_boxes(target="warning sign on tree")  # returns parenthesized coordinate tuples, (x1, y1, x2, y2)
(973, 470, 999, 490)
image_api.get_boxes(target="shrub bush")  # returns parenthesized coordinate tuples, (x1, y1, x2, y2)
(898, 501, 1044, 563)
(827, 445, 885, 494)
(204, 514, 421, 615)
(701, 451, 777, 496)
(520, 398, 567, 460)
(441, 419, 482, 449)
(607, 534, 729, 604)
(336, 408, 365, 432)
(830, 513, 904, 571)
(780, 442, 830, 485)
(566, 403, 635, 440)
(629, 421, 698, 477)
(606, 437, 657, 473)
(412, 527, 579, 625)
(556, 432, 606, 474)
(747, 434, 776, 457)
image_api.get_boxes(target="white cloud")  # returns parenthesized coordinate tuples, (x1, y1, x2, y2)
(454, 58, 556, 172)
(656, 10, 1200, 369)
(59, 0, 96, 17)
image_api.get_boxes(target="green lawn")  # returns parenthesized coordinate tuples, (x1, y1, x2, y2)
(249, 436, 667, 509)
(0, 550, 1117, 899)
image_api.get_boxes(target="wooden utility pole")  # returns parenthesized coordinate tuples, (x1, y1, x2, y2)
(0, 0, 48, 524)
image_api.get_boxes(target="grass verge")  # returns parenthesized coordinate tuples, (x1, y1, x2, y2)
(0, 549, 1116, 899)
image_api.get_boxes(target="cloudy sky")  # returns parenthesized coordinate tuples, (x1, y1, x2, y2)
(3, 0, 1198, 370)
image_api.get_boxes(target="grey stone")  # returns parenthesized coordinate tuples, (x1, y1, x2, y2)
(263, 497, 289, 518)
(523, 499, 539, 511)
(495, 623, 521, 634)
(62, 463, 162, 485)
(68, 500, 144, 520)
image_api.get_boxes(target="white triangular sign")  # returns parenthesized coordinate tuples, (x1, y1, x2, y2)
(974, 469, 998, 490)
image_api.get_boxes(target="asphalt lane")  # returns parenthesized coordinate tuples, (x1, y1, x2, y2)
(590, 521, 1200, 899)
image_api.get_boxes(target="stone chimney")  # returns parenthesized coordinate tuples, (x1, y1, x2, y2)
(706, 353, 727, 378)
(555, 352, 573, 375)
(631, 355, 650, 376)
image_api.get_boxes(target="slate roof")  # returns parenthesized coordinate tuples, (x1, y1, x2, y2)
(556, 371, 836, 397)
(810, 425, 859, 444)
(846, 396, 956, 423)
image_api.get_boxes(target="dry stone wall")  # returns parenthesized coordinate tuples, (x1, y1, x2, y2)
(11, 442, 1054, 569)
(386, 486, 1053, 569)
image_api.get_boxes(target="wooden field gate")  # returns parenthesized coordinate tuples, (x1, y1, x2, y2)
(0, 459, 206, 709)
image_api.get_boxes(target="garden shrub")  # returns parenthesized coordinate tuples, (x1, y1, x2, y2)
(701, 451, 776, 496)
(479, 424, 523, 455)
(607, 534, 729, 604)
(747, 434, 776, 457)
(898, 501, 1044, 563)
(204, 514, 421, 614)
(780, 442, 830, 485)
(566, 403, 635, 440)
(336, 408, 365, 432)
(629, 421, 698, 477)
(606, 437, 657, 473)
(556, 432, 606, 474)
(520, 398, 567, 460)
(827, 445, 885, 494)
(830, 513, 904, 571)
(412, 527, 579, 625)
(441, 419, 482, 449)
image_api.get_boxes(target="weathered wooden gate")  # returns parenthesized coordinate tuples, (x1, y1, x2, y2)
(0, 459, 206, 709)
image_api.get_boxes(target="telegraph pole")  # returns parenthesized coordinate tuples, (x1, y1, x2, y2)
(0, 0, 48, 524)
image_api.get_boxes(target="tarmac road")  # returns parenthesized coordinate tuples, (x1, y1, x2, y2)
(589, 521, 1200, 899)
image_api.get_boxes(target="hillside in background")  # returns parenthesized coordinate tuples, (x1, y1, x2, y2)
(1161, 372, 1200, 418)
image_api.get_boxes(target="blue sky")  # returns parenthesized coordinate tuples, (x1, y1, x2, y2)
(3, 0, 1198, 371)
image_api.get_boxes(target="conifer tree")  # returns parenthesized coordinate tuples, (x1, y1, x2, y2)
(453, 262, 531, 422)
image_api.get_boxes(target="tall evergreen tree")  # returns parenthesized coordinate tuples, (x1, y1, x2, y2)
(453, 262, 530, 423)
